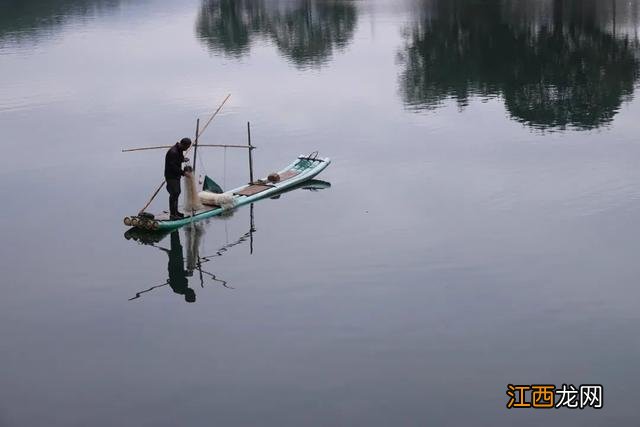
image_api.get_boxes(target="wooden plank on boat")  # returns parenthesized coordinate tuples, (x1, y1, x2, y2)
(278, 170, 300, 181)
(154, 206, 217, 222)
(235, 184, 273, 196)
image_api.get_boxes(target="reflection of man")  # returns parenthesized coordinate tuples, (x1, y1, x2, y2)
(165, 231, 196, 303)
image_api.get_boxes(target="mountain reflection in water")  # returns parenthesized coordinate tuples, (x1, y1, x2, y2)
(0, 0, 124, 46)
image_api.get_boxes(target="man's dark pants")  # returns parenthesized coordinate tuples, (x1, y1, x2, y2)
(166, 178, 181, 216)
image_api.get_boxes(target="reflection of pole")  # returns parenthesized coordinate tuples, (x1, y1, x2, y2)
(247, 121, 254, 184)
(198, 256, 204, 288)
(129, 281, 169, 301)
(249, 203, 255, 254)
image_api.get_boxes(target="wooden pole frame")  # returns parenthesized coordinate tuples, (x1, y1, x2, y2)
(247, 121, 255, 184)
(192, 118, 200, 175)
(122, 144, 253, 153)
(134, 94, 231, 214)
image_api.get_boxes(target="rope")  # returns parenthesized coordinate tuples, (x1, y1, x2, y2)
(198, 150, 207, 185)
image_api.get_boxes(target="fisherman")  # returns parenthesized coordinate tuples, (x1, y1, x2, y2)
(165, 137, 192, 219)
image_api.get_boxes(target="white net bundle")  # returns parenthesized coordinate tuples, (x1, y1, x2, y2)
(183, 171, 203, 212)
(198, 191, 236, 211)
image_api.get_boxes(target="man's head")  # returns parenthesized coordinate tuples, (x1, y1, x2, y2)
(179, 137, 192, 150)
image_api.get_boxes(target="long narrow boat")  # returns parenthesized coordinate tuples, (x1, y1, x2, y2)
(124, 155, 330, 231)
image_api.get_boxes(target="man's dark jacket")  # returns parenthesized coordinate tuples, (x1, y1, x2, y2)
(164, 143, 185, 180)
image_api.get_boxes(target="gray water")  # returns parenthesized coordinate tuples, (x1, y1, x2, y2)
(1, 0, 640, 425)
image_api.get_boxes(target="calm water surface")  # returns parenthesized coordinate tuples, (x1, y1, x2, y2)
(1, 0, 640, 425)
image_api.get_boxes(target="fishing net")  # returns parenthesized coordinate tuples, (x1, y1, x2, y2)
(183, 171, 203, 212)
(185, 224, 204, 274)
(199, 191, 236, 211)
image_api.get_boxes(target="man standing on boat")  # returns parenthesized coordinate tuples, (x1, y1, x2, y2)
(165, 137, 192, 219)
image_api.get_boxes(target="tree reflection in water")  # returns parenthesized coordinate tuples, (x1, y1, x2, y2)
(398, 0, 640, 130)
(196, 0, 357, 69)
(0, 0, 123, 46)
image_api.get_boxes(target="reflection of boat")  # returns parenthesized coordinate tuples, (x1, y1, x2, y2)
(298, 179, 331, 191)
(124, 155, 330, 231)
(269, 179, 331, 199)
(126, 177, 331, 302)
(129, 229, 202, 303)
(124, 228, 171, 245)
(124, 179, 331, 244)
(128, 216, 248, 302)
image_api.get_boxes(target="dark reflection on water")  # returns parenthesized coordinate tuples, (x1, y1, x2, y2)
(196, 0, 357, 68)
(126, 218, 247, 302)
(125, 181, 330, 304)
(0, 0, 124, 45)
(399, 0, 640, 130)
(127, 227, 226, 303)
(165, 231, 198, 303)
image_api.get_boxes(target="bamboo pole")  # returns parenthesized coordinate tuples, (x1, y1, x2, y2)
(190, 118, 201, 220)
(122, 144, 253, 152)
(247, 121, 254, 184)
(193, 118, 200, 175)
(199, 94, 231, 136)
(198, 144, 254, 149)
(122, 145, 172, 152)
(138, 181, 165, 215)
